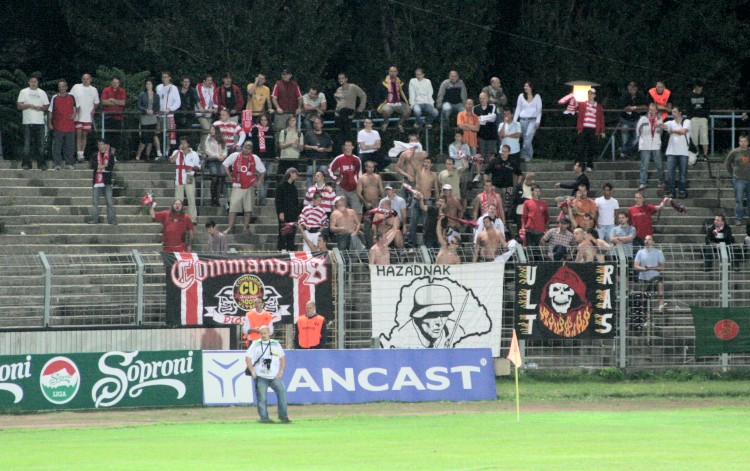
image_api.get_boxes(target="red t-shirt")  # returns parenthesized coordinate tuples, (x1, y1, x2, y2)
(50, 94, 77, 133)
(154, 211, 194, 252)
(628, 204, 657, 239)
(522, 199, 549, 232)
(328, 153, 362, 192)
(101, 86, 127, 120)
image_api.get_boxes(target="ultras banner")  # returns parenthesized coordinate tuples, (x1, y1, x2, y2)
(515, 263, 616, 339)
(162, 252, 334, 326)
(370, 263, 504, 356)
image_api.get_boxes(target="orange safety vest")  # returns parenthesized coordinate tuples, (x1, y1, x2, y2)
(297, 314, 325, 349)
(243, 310, 274, 346)
(648, 87, 671, 121)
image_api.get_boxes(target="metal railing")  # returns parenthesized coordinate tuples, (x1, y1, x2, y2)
(0, 244, 748, 368)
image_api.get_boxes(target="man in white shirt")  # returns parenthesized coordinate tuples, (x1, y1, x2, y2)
(70, 73, 99, 162)
(301, 86, 327, 129)
(381, 185, 407, 231)
(497, 108, 522, 166)
(408, 68, 438, 129)
(170, 136, 202, 221)
(357, 117, 387, 171)
(156, 71, 182, 156)
(595, 183, 619, 242)
(16, 73, 49, 170)
(245, 326, 289, 423)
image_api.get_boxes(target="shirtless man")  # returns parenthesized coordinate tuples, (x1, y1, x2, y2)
(329, 196, 364, 251)
(395, 134, 427, 184)
(407, 156, 439, 247)
(573, 227, 596, 262)
(436, 214, 461, 264)
(473, 216, 504, 262)
(373, 198, 405, 248)
(441, 184, 464, 230)
(369, 225, 400, 265)
(357, 160, 384, 246)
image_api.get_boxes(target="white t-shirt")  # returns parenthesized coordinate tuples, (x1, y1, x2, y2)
(156, 83, 181, 115)
(70, 84, 100, 123)
(664, 119, 692, 156)
(246, 340, 285, 379)
(498, 120, 522, 154)
(595, 196, 619, 226)
(381, 195, 407, 219)
(302, 92, 326, 108)
(171, 149, 201, 183)
(357, 129, 381, 155)
(17, 87, 49, 125)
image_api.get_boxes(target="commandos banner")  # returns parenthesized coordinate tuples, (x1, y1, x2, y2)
(515, 263, 616, 339)
(162, 252, 334, 326)
(370, 263, 504, 356)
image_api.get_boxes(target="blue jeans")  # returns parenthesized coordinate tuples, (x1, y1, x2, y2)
(639, 149, 663, 186)
(92, 186, 117, 224)
(733, 178, 750, 222)
(598, 224, 614, 242)
(618, 119, 638, 158)
(23, 124, 46, 169)
(519, 119, 537, 161)
(666, 154, 688, 194)
(441, 102, 465, 124)
(412, 104, 438, 126)
(408, 198, 431, 246)
(255, 376, 288, 421)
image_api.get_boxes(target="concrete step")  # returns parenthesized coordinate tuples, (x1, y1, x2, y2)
(0, 243, 163, 255)
(3, 223, 161, 235)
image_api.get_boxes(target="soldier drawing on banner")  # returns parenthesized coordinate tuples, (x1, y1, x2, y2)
(380, 277, 492, 349)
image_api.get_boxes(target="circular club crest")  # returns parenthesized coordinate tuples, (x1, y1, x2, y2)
(713, 319, 740, 341)
(233, 274, 264, 311)
(39, 356, 81, 405)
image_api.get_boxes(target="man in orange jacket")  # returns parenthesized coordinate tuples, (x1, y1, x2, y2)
(242, 299, 275, 347)
(295, 301, 327, 349)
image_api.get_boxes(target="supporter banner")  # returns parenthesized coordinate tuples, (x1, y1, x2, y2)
(515, 263, 616, 339)
(370, 264, 504, 356)
(0, 350, 202, 411)
(690, 307, 750, 357)
(162, 252, 334, 326)
(202, 348, 496, 405)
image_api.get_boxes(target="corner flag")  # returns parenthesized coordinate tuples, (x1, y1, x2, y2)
(507, 329, 522, 367)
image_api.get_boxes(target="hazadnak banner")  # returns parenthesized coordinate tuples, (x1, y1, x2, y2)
(202, 348, 497, 405)
(515, 263, 616, 339)
(162, 251, 334, 326)
(0, 350, 203, 411)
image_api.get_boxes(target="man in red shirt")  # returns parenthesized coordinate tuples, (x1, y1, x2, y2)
(627, 191, 670, 247)
(100, 76, 127, 157)
(49, 80, 79, 170)
(328, 141, 363, 214)
(150, 199, 194, 252)
(522, 184, 549, 246)
(271, 69, 302, 131)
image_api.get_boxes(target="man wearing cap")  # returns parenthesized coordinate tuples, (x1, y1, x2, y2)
(223, 141, 266, 234)
(576, 87, 605, 171)
(271, 69, 302, 131)
(275, 167, 302, 251)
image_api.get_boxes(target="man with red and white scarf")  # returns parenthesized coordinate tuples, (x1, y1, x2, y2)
(196, 75, 220, 154)
(328, 141, 363, 214)
(170, 136, 201, 221)
(89, 139, 117, 225)
(223, 141, 266, 234)
(576, 88, 605, 171)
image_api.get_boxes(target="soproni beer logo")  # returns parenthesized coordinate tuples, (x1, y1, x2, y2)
(39, 357, 80, 405)
(0, 355, 32, 404)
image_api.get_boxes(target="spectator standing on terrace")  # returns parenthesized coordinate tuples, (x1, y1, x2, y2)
(497, 107, 522, 167)
(610, 212, 637, 260)
(473, 180, 503, 222)
(155, 71, 181, 156)
(223, 141, 266, 234)
(176, 76, 199, 132)
(554, 161, 590, 196)
(205, 220, 228, 253)
(203, 125, 228, 207)
(457, 99, 479, 155)
(376, 66, 410, 133)
(648, 81, 671, 121)
(89, 139, 117, 225)
(246, 73, 273, 119)
(135, 77, 160, 162)
(474, 92, 497, 174)
(100, 76, 127, 158)
(473, 203, 506, 247)
(634, 234, 667, 312)
(329, 196, 365, 251)
(441, 184, 464, 233)
(627, 192, 670, 247)
(436, 70, 467, 127)
(196, 75, 219, 153)
(150, 199, 194, 252)
(333, 71, 367, 138)
(369, 224, 400, 265)
(662, 104, 691, 199)
(473, 216, 504, 262)
(275, 167, 302, 252)
(485, 144, 522, 216)
(703, 214, 739, 271)
(271, 69, 302, 131)
(213, 108, 246, 153)
(576, 88, 605, 171)
(482, 77, 508, 110)
(357, 160, 384, 245)
(382, 185, 407, 231)
(512, 172, 535, 231)
(408, 68, 438, 129)
(249, 114, 275, 206)
(304, 170, 336, 217)
(298, 192, 328, 255)
(636, 102, 665, 190)
(407, 155, 439, 247)
(568, 184, 597, 231)
(295, 301, 327, 349)
(595, 183, 619, 242)
(217, 72, 244, 124)
(301, 85, 327, 130)
(373, 197, 405, 249)
(436, 214, 461, 264)
(357, 117, 387, 172)
(170, 136, 201, 221)
(303, 117, 333, 187)
(521, 184, 549, 247)
(618, 81, 648, 161)
(328, 141, 363, 214)
(513, 82, 542, 163)
(49, 79, 78, 170)
(688, 81, 710, 158)
(278, 115, 304, 176)
(17, 73, 50, 169)
(439, 156, 468, 201)
(725, 134, 750, 225)
(70, 73, 99, 162)
(245, 326, 290, 424)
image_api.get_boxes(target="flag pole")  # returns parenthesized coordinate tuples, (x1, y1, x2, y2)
(507, 328, 522, 422)
(514, 364, 520, 422)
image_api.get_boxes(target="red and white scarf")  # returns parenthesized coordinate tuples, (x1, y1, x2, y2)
(253, 124, 268, 153)
(94, 152, 110, 188)
(647, 113, 658, 139)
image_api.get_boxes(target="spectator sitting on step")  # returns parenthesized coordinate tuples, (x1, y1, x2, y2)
(633, 234, 667, 312)
(205, 219, 227, 253)
(703, 214, 739, 271)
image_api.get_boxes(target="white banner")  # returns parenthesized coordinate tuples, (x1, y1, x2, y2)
(371, 264, 504, 356)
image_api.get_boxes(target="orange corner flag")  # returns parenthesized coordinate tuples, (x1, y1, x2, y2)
(507, 329, 522, 368)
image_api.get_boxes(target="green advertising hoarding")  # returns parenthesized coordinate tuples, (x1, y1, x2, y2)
(0, 350, 203, 411)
